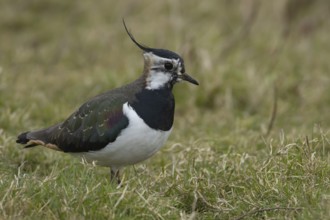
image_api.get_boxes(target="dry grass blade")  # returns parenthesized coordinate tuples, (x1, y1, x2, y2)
(266, 86, 278, 136)
(233, 207, 303, 220)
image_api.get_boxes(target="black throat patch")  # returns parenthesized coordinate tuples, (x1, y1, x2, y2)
(130, 88, 175, 131)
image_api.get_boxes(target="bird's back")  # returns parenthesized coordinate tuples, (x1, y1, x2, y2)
(16, 77, 146, 152)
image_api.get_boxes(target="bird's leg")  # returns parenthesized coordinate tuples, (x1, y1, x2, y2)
(110, 168, 121, 185)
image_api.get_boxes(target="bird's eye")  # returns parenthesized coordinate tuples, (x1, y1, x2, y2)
(164, 62, 173, 70)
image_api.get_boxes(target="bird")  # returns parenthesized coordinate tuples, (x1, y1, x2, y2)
(16, 20, 199, 184)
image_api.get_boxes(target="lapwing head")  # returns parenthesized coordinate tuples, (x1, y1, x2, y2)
(123, 20, 199, 90)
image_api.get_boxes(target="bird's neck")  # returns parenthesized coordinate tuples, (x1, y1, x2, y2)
(144, 70, 175, 90)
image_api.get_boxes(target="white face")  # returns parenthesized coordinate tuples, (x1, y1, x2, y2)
(144, 52, 183, 90)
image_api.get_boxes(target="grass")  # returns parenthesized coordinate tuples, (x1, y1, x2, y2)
(1, 0, 330, 219)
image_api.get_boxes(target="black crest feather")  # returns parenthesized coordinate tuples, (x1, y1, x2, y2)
(122, 18, 152, 52)
(122, 19, 184, 61)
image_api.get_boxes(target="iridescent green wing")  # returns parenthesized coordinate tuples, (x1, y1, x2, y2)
(48, 94, 129, 152)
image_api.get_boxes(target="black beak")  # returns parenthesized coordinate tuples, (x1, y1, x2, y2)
(179, 73, 199, 85)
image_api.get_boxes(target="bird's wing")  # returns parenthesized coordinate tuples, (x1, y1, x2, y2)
(23, 93, 130, 152)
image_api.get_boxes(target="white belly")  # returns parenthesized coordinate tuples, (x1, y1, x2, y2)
(76, 102, 172, 168)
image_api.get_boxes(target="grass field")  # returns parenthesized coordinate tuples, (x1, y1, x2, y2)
(1, 0, 330, 219)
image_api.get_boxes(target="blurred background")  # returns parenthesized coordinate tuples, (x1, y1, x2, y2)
(0, 0, 329, 137)
(1, 0, 330, 219)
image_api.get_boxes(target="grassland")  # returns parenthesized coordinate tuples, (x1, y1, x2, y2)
(1, 0, 330, 219)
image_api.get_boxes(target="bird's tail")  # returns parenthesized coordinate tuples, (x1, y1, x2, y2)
(16, 131, 38, 148)
(16, 125, 62, 151)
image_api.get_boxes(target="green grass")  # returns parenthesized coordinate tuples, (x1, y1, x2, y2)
(1, 0, 330, 219)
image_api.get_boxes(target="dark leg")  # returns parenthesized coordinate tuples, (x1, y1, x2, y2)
(110, 168, 121, 185)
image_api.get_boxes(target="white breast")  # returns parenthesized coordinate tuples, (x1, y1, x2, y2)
(76, 102, 172, 169)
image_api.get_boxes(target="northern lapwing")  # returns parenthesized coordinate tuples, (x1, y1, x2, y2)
(16, 20, 199, 184)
